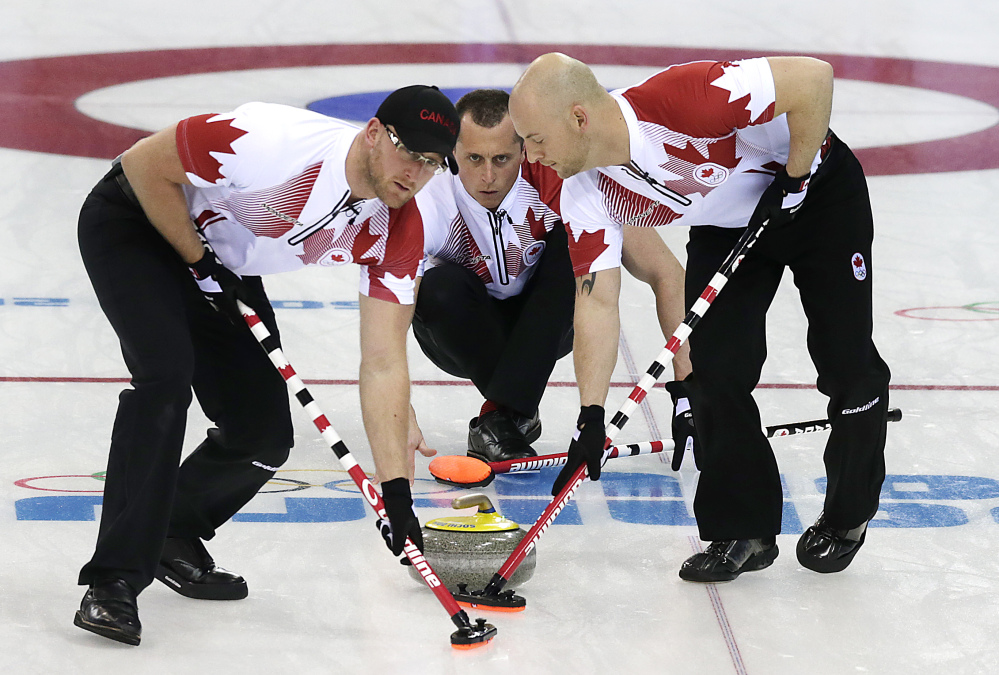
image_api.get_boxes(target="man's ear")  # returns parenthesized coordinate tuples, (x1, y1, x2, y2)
(363, 118, 382, 147)
(571, 105, 588, 131)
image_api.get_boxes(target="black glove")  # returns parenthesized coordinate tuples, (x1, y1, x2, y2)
(188, 241, 253, 325)
(551, 405, 606, 496)
(749, 166, 810, 231)
(664, 378, 698, 471)
(376, 477, 424, 564)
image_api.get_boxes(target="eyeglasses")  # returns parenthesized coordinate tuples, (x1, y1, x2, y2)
(385, 127, 447, 175)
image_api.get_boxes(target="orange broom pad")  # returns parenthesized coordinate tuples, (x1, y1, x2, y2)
(455, 598, 526, 613)
(428, 455, 494, 487)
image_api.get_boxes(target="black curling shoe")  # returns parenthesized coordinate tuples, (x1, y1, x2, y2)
(155, 537, 248, 600)
(679, 539, 779, 582)
(511, 410, 542, 444)
(467, 410, 538, 463)
(796, 513, 869, 573)
(74, 578, 141, 646)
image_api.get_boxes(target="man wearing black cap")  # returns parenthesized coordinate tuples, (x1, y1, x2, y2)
(73, 85, 459, 646)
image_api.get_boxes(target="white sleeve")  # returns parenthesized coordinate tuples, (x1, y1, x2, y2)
(176, 103, 348, 190)
(412, 175, 458, 274)
(560, 172, 624, 276)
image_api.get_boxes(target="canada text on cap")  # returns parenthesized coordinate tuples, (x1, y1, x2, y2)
(376, 85, 461, 174)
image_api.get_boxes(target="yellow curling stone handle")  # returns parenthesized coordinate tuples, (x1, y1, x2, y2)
(425, 493, 520, 532)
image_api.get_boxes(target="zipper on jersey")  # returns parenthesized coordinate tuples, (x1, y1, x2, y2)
(489, 209, 510, 285)
(624, 162, 692, 207)
(286, 190, 352, 246)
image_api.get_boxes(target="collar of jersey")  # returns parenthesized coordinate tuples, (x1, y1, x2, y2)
(609, 91, 644, 172)
(331, 129, 384, 213)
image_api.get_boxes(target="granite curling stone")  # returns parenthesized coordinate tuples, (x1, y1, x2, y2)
(408, 493, 536, 591)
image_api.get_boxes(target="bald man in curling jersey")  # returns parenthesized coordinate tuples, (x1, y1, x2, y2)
(509, 53, 890, 582)
(407, 88, 693, 465)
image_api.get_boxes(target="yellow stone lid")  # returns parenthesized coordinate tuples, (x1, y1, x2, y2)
(426, 512, 520, 532)
(425, 493, 520, 532)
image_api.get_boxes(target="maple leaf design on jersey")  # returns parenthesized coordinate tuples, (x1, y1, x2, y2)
(351, 220, 382, 265)
(569, 227, 611, 271)
(525, 206, 548, 241)
(194, 209, 226, 231)
(709, 62, 774, 126)
(295, 210, 385, 267)
(180, 114, 249, 183)
(745, 160, 785, 177)
(664, 140, 737, 169)
(659, 138, 740, 197)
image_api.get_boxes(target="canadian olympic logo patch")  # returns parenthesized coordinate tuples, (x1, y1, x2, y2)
(523, 240, 545, 266)
(852, 252, 867, 280)
(693, 162, 729, 187)
(319, 247, 353, 266)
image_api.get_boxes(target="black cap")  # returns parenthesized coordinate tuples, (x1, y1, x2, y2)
(376, 85, 460, 174)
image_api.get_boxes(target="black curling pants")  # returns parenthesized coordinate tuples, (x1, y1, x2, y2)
(412, 222, 575, 418)
(77, 170, 293, 593)
(683, 137, 890, 541)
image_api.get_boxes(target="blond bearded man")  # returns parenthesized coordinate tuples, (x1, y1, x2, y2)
(74, 86, 458, 645)
(510, 54, 890, 582)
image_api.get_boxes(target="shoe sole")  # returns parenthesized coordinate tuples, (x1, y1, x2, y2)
(679, 545, 780, 583)
(154, 565, 248, 600)
(74, 611, 140, 646)
(466, 449, 537, 464)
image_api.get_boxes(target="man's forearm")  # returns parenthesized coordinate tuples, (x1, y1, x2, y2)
(360, 358, 411, 482)
(573, 269, 621, 408)
(121, 126, 204, 264)
(358, 293, 416, 483)
(767, 57, 834, 178)
(621, 226, 692, 380)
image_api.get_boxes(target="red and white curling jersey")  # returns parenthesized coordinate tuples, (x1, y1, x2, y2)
(415, 161, 563, 300)
(561, 58, 826, 276)
(177, 103, 424, 304)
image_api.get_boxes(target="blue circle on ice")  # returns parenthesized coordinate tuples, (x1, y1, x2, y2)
(307, 88, 507, 121)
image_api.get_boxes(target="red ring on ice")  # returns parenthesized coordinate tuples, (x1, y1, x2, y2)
(0, 44, 997, 175)
(894, 306, 999, 321)
(14, 475, 105, 492)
